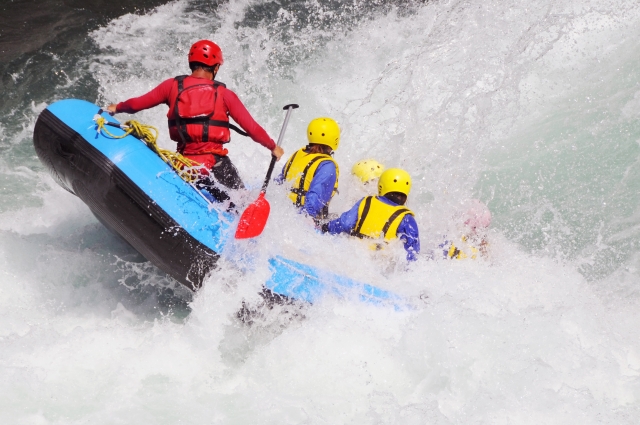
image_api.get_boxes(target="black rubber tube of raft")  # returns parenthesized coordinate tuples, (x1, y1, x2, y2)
(33, 108, 218, 290)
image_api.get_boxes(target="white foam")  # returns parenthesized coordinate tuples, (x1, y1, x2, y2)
(2, 0, 640, 423)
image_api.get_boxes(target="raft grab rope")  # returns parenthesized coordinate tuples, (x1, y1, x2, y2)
(93, 112, 215, 206)
(93, 114, 203, 183)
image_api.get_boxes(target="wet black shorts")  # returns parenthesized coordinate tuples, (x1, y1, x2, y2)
(212, 154, 245, 190)
(195, 155, 245, 204)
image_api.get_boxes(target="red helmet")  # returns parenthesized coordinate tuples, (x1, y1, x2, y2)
(188, 40, 223, 67)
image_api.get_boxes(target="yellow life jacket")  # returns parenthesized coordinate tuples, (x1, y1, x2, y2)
(351, 196, 414, 241)
(447, 236, 482, 260)
(283, 147, 339, 210)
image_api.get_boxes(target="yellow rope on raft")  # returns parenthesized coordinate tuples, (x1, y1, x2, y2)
(94, 116, 200, 182)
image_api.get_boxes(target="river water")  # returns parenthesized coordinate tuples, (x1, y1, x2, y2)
(1, 0, 640, 423)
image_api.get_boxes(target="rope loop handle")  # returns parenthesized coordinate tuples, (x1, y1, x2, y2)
(94, 116, 202, 182)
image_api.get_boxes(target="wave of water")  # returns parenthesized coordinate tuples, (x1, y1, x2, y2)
(1, 0, 640, 423)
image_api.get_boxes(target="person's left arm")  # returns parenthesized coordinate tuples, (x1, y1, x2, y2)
(303, 161, 336, 218)
(322, 199, 362, 235)
(397, 214, 420, 261)
(274, 154, 294, 184)
(274, 164, 286, 184)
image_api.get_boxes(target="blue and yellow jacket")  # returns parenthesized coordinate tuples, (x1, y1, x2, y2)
(325, 195, 420, 261)
(439, 236, 486, 260)
(277, 147, 338, 218)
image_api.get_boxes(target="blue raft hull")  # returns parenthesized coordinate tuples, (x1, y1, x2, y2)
(33, 99, 407, 309)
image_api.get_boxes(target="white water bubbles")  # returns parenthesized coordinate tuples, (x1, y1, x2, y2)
(477, 8, 640, 280)
(4, 0, 640, 423)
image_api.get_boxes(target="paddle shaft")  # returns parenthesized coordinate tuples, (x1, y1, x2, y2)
(261, 104, 299, 192)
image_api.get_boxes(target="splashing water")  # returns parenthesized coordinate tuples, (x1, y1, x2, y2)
(1, 0, 640, 423)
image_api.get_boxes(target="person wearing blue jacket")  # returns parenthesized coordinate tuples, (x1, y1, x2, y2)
(277, 117, 340, 219)
(321, 168, 420, 261)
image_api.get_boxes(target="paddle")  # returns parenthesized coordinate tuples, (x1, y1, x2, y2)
(235, 103, 299, 239)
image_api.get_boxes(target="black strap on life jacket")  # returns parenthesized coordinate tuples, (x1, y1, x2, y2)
(282, 150, 299, 180)
(289, 155, 328, 207)
(171, 76, 248, 148)
(168, 118, 249, 137)
(351, 196, 373, 238)
(351, 196, 410, 239)
(381, 207, 411, 236)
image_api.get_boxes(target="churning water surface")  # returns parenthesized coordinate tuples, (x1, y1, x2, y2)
(1, 0, 640, 423)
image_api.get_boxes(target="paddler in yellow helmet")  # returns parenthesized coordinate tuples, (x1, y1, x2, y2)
(439, 199, 491, 260)
(277, 117, 340, 219)
(321, 168, 420, 261)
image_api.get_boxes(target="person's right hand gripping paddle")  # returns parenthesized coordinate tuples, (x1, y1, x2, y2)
(235, 104, 299, 239)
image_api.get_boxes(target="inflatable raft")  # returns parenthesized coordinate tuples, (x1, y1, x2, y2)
(33, 99, 408, 309)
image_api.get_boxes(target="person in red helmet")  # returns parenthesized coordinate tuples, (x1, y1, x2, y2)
(106, 40, 284, 202)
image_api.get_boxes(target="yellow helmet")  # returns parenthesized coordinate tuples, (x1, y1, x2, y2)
(352, 159, 385, 183)
(378, 168, 412, 196)
(307, 117, 340, 150)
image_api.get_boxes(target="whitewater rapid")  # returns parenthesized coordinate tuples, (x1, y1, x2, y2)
(1, 0, 640, 423)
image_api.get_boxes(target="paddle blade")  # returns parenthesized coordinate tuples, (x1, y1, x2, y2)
(235, 192, 271, 239)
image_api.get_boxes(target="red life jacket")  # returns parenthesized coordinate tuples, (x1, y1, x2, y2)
(166, 75, 247, 157)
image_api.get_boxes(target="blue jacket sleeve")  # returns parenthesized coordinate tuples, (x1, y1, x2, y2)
(275, 163, 285, 184)
(326, 198, 363, 235)
(397, 214, 421, 261)
(303, 161, 337, 217)
(438, 237, 451, 259)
